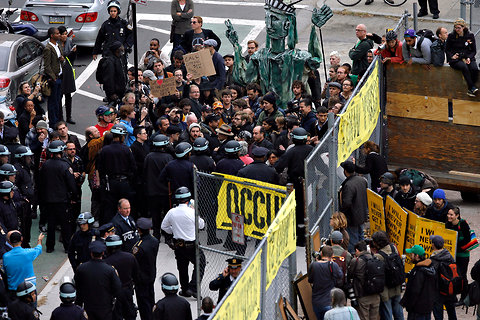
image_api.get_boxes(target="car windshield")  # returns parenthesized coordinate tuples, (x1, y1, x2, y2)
(29, 0, 94, 3)
(0, 47, 11, 72)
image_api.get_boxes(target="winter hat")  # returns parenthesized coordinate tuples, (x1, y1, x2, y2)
(454, 18, 466, 28)
(416, 192, 432, 206)
(432, 189, 446, 200)
(262, 92, 276, 105)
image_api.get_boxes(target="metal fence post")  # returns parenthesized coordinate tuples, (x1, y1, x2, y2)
(403, 10, 409, 31)
(194, 170, 201, 316)
(460, 0, 467, 20)
(327, 112, 337, 214)
(413, 3, 418, 31)
(288, 251, 297, 312)
(259, 240, 268, 320)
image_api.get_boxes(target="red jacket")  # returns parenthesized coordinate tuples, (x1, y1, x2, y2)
(375, 40, 404, 64)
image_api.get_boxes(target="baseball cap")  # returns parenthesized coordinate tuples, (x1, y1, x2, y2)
(406, 244, 425, 256)
(404, 29, 416, 38)
(204, 39, 218, 47)
(330, 230, 343, 242)
(340, 160, 355, 174)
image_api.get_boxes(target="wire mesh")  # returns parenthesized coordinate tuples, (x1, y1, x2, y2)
(264, 258, 293, 318)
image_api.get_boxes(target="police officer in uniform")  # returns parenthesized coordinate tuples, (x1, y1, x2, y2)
(143, 134, 173, 240)
(0, 181, 18, 232)
(209, 258, 244, 303)
(104, 235, 139, 320)
(95, 223, 116, 243)
(96, 124, 136, 224)
(110, 199, 139, 253)
(237, 147, 279, 184)
(50, 277, 88, 320)
(74, 241, 121, 320)
(274, 127, 313, 246)
(215, 140, 244, 175)
(152, 273, 192, 320)
(132, 218, 159, 320)
(68, 212, 95, 273)
(93, 0, 133, 60)
(39, 140, 77, 252)
(0, 145, 10, 165)
(161, 187, 206, 298)
(65, 142, 85, 233)
(190, 138, 215, 173)
(8, 281, 40, 320)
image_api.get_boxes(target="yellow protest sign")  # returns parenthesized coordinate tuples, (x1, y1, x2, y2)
(266, 191, 296, 289)
(337, 61, 380, 166)
(385, 196, 408, 253)
(214, 173, 287, 239)
(404, 209, 418, 272)
(367, 189, 385, 235)
(214, 248, 262, 320)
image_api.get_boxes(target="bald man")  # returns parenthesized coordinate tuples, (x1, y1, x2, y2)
(348, 24, 374, 77)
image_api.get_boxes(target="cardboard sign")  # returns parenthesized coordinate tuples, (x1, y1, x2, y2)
(184, 49, 216, 79)
(385, 196, 408, 253)
(367, 189, 386, 235)
(150, 77, 177, 98)
(231, 213, 245, 245)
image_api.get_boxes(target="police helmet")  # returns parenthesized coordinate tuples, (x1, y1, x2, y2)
(107, 0, 121, 14)
(105, 234, 123, 247)
(111, 124, 127, 135)
(174, 186, 191, 202)
(193, 137, 209, 152)
(380, 172, 395, 185)
(224, 140, 241, 153)
(386, 30, 397, 41)
(59, 277, 76, 304)
(0, 163, 17, 176)
(0, 145, 10, 156)
(291, 127, 308, 143)
(175, 142, 192, 158)
(48, 140, 66, 153)
(14, 146, 33, 158)
(152, 134, 169, 147)
(161, 272, 179, 294)
(77, 212, 94, 225)
(0, 181, 13, 194)
(16, 281, 36, 297)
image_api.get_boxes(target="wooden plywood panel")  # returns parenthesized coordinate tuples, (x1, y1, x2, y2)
(294, 274, 316, 320)
(453, 99, 480, 126)
(387, 92, 449, 122)
(387, 116, 480, 174)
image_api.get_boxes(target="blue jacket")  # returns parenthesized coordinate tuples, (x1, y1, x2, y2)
(119, 119, 135, 147)
(3, 245, 42, 290)
(301, 111, 317, 136)
(209, 51, 226, 90)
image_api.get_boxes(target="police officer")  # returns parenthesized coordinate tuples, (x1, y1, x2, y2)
(152, 273, 192, 320)
(39, 140, 77, 252)
(68, 212, 95, 273)
(8, 281, 40, 320)
(0, 145, 10, 165)
(161, 187, 206, 298)
(0, 164, 25, 231)
(74, 241, 121, 320)
(93, 0, 133, 60)
(274, 127, 313, 247)
(143, 134, 173, 240)
(104, 235, 139, 320)
(209, 258, 244, 303)
(110, 199, 139, 253)
(96, 124, 136, 224)
(65, 141, 86, 232)
(0, 181, 18, 232)
(13, 146, 35, 248)
(95, 223, 116, 243)
(159, 142, 194, 202)
(215, 140, 244, 175)
(132, 218, 159, 320)
(190, 137, 215, 173)
(50, 277, 88, 320)
(237, 147, 279, 184)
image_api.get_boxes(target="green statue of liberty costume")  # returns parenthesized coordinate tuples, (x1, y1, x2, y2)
(225, 1, 333, 108)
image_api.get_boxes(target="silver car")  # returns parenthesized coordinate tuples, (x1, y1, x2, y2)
(0, 34, 44, 104)
(20, 0, 130, 47)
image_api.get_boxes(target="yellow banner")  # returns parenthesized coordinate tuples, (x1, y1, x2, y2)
(215, 173, 287, 239)
(266, 191, 297, 289)
(337, 61, 380, 166)
(214, 248, 262, 320)
(367, 189, 385, 235)
(404, 210, 418, 273)
(385, 196, 408, 253)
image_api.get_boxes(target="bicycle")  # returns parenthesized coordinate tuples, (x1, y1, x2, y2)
(336, 0, 407, 7)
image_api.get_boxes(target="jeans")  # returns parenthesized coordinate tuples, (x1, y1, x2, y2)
(313, 305, 331, 320)
(450, 60, 479, 90)
(380, 295, 404, 320)
(346, 225, 364, 253)
(407, 313, 431, 320)
(47, 78, 62, 129)
(432, 297, 456, 320)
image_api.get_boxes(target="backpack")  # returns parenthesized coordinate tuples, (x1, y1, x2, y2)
(416, 29, 435, 42)
(360, 254, 385, 295)
(377, 244, 405, 288)
(438, 262, 465, 296)
(430, 39, 446, 67)
(332, 251, 348, 287)
(96, 57, 109, 84)
(467, 281, 480, 306)
(399, 169, 425, 189)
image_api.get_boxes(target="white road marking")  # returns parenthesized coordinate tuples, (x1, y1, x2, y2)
(137, 23, 170, 35)
(136, 13, 264, 26)
(76, 89, 104, 102)
(240, 24, 264, 54)
(146, 0, 307, 8)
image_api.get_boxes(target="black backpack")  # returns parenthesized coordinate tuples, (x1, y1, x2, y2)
(95, 57, 108, 84)
(416, 29, 435, 42)
(430, 39, 446, 67)
(360, 254, 385, 295)
(378, 244, 405, 288)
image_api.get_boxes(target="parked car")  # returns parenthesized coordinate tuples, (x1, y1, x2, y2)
(20, 0, 130, 48)
(0, 34, 44, 104)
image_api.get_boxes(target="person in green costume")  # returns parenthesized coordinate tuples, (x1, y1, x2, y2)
(225, 0, 333, 109)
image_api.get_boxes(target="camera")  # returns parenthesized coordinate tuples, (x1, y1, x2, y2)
(346, 283, 358, 308)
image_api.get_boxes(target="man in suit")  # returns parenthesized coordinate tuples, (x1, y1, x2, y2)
(181, 16, 221, 53)
(43, 27, 64, 129)
(209, 258, 243, 303)
(110, 199, 139, 253)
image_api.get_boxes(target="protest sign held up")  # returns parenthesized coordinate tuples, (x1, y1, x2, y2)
(184, 49, 216, 79)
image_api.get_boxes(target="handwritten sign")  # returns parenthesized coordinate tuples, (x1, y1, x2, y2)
(184, 49, 216, 79)
(150, 77, 177, 98)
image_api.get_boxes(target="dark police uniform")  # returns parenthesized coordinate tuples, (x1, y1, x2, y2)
(132, 230, 159, 320)
(93, 16, 133, 57)
(130, 140, 149, 218)
(66, 155, 85, 231)
(51, 303, 88, 320)
(14, 161, 34, 246)
(209, 258, 243, 303)
(68, 229, 94, 272)
(237, 160, 279, 184)
(152, 294, 192, 320)
(7, 298, 39, 320)
(190, 154, 216, 173)
(96, 141, 136, 224)
(111, 213, 139, 253)
(39, 157, 77, 252)
(0, 196, 18, 232)
(215, 157, 244, 176)
(104, 250, 139, 320)
(159, 158, 194, 200)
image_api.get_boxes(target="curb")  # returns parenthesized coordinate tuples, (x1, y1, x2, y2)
(331, 7, 457, 23)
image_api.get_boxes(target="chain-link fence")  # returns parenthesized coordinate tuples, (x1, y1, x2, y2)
(194, 171, 290, 316)
(473, 0, 480, 60)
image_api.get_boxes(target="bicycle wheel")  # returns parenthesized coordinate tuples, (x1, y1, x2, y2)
(384, 0, 408, 7)
(337, 0, 362, 7)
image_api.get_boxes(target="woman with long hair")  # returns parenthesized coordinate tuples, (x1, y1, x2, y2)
(330, 212, 349, 251)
